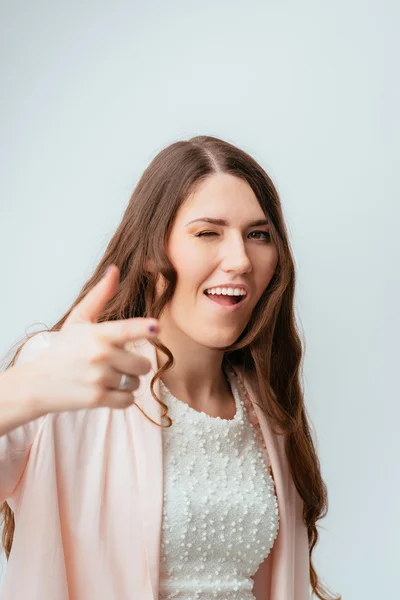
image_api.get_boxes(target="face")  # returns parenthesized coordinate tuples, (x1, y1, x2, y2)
(155, 173, 278, 349)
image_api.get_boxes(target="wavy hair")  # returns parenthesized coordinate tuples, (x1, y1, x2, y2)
(1, 135, 340, 599)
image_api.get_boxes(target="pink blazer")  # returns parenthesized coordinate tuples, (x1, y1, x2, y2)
(0, 333, 310, 599)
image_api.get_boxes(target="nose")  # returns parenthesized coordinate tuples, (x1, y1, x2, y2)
(220, 234, 252, 275)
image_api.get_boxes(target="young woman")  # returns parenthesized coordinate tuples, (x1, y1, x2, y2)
(0, 136, 340, 600)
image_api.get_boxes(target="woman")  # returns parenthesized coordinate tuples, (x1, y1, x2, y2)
(0, 136, 340, 599)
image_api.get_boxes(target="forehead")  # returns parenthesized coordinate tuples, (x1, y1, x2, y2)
(175, 173, 265, 224)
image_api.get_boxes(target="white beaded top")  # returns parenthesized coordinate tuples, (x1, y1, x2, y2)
(158, 366, 280, 600)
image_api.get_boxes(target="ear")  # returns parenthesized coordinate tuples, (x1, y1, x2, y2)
(145, 258, 156, 274)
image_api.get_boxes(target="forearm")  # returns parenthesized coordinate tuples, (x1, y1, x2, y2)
(0, 364, 44, 437)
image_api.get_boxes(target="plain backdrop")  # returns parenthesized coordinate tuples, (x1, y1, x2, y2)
(1, 1, 399, 597)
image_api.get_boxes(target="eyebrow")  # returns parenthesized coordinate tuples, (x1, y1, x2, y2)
(185, 217, 269, 227)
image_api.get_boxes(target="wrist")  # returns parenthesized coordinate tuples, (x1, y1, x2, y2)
(14, 363, 49, 420)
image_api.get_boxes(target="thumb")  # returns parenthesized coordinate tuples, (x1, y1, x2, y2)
(64, 265, 120, 326)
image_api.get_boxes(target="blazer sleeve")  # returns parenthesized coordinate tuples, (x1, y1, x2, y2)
(0, 331, 52, 501)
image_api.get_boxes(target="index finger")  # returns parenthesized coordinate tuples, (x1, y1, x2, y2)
(64, 265, 120, 326)
(95, 318, 160, 346)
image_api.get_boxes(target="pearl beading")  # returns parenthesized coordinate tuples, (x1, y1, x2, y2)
(158, 367, 280, 600)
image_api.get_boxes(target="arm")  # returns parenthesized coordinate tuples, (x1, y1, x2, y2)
(0, 333, 51, 500)
(0, 332, 51, 438)
(0, 362, 44, 437)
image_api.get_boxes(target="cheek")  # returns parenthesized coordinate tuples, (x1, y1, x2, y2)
(254, 251, 278, 295)
(169, 244, 212, 291)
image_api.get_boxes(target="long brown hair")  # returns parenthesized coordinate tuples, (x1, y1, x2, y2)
(1, 135, 340, 599)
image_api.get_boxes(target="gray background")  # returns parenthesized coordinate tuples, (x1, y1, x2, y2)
(1, 1, 399, 597)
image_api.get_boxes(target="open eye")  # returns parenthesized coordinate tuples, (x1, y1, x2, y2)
(248, 230, 271, 241)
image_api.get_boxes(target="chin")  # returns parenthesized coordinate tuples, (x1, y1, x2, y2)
(194, 330, 242, 351)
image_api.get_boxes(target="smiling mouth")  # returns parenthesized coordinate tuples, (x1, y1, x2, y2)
(203, 291, 245, 306)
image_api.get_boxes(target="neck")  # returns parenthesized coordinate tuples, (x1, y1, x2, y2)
(155, 321, 231, 409)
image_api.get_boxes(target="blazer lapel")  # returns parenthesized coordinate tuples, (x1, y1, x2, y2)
(127, 339, 164, 600)
(232, 366, 310, 600)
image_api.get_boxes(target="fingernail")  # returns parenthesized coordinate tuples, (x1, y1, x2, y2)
(148, 324, 159, 333)
(103, 265, 112, 278)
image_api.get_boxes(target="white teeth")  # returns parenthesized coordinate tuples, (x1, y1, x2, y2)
(205, 286, 247, 296)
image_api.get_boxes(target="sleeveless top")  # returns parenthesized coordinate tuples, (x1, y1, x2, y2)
(158, 366, 280, 600)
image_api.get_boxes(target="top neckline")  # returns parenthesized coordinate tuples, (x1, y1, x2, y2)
(159, 367, 243, 424)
